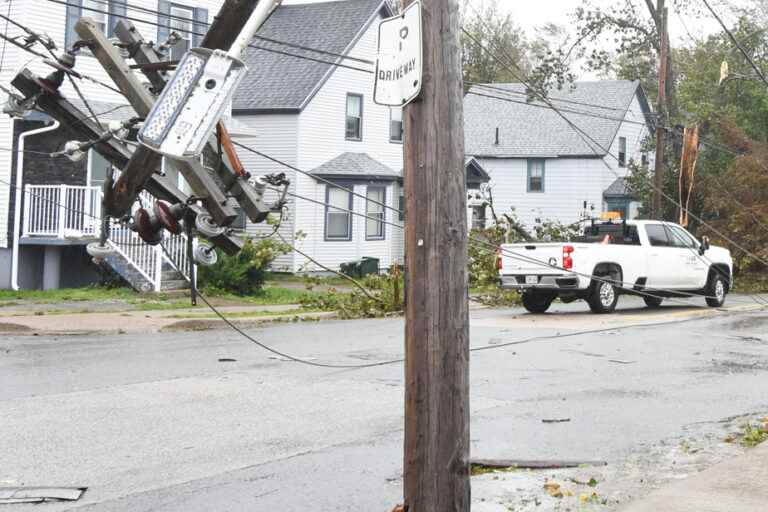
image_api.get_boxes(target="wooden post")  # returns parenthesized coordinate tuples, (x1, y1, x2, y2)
(402, 0, 470, 510)
(653, 1, 668, 219)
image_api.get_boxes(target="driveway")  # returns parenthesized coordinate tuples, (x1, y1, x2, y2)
(1, 296, 766, 510)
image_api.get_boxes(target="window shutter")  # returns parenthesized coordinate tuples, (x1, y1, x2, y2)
(193, 8, 209, 47)
(108, 0, 127, 37)
(65, 0, 82, 51)
(157, 0, 171, 45)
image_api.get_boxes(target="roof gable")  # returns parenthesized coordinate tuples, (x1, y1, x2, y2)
(310, 152, 399, 181)
(233, 0, 386, 113)
(464, 80, 650, 158)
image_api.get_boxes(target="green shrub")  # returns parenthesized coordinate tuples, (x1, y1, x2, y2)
(198, 238, 290, 296)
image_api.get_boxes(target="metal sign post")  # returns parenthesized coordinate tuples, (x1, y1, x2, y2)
(374, 1, 422, 107)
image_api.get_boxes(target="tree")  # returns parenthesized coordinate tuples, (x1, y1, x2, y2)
(461, 0, 531, 85)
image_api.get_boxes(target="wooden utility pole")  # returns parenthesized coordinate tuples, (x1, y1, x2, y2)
(402, 0, 470, 510)
(653, 1, 669, 219)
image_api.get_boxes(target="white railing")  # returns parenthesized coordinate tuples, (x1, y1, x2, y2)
(23, 184, 192, 292)
(23, 184, 102, 238)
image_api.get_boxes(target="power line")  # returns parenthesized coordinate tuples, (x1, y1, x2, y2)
(44, 0, 375, 74)
(701, 0, 768, 87)
(83, 0, 375, 65)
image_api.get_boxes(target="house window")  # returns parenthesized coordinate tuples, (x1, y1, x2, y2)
(366, 186, 385, 240)
(618, 136, 627, 167)
(85, 0, 108, 33)
(88, 149, 111, 188)
(390, 108, 403, 143)
(345, 94, 363, 141)
(66, 0, 126, 49)
(169, 4, 194, 60)
(158, 2, 208, 53)
(231, 208, 247, 231)
(471, 204, 487, 230)
(527, 159, 545, 193)
(641, 152, 649, 167)
(325, 185, 352, 240)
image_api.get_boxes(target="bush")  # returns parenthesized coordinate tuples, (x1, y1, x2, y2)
(198, 238, 290, 296)
(299, 266, 404, 319)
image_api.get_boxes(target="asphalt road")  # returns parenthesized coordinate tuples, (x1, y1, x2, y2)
(1, 295, 767, 511)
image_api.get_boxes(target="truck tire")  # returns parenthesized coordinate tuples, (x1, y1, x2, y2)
(522, 291, 555, 314)
(643, 296, 663, 308)
(588, 279, 619, 314)
(705, 272, 727, 308)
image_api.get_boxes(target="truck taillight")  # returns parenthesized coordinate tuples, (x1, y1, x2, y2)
(496, 249, 503, 270)
(563, 245, 574, 270)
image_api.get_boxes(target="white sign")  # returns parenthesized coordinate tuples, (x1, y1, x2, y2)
(373, 1, 422, 107)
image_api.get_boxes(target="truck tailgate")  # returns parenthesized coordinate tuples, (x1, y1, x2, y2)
(499, 243, 565, 274)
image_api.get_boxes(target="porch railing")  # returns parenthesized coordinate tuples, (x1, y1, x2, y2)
(23, 184, 193, 292)
(23, 184, 102, 238)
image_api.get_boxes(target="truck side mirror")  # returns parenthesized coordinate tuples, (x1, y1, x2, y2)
(699, 236, 710, 255)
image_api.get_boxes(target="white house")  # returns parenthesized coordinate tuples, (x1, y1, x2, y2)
(463, 81, 654, 229)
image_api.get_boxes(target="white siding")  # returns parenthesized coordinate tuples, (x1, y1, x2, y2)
(0, 0, 26, 248)
(235, 113, 299, 272)
(19, 0, 225, 105)
(479, 157, 607, 228)
(292, 10, 404, 272)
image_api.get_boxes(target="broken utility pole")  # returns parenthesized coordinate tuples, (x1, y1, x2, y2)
(402, 0, 470, 510)
(653, 0, 669, 219)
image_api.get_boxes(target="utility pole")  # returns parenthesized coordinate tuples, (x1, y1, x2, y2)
(402, 0, 470, 510)
(653, 0, 669, 219)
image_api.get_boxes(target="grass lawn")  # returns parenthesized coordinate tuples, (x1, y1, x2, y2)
(0, 287, 138, 304)
(0, 285, 320, 311)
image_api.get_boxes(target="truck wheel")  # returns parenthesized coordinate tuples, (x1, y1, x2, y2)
(588, 279, 619, 314)
(522, 291, 555, 314)
(705, 273, 727, 308)
(643, 296, 663, 308)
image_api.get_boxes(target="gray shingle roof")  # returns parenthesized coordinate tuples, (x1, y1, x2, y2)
(233, 0, 385, 112)
(464, 80, 649, 158)
(310, 152, 399, 180)
(604, 177, 637, 198)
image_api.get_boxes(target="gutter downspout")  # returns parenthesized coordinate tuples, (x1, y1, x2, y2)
(11, 120, 60, 290)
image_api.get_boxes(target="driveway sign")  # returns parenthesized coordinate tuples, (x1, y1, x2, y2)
(374, 1, 422, 106)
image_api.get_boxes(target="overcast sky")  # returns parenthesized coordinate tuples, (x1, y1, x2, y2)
(477, 0, 745, 45)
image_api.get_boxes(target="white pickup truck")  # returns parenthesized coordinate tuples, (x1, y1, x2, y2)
(497, 220, 733, 314)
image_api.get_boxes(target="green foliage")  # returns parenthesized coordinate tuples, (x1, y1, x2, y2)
(299, 267, 404, 319)
(468, 210, 578, 307)
(741, 421, 768, 448)
(198, 238, 290, 296)
(461, 0, 531, 86)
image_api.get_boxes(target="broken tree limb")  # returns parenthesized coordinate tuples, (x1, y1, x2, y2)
(470, 459, 608, 470)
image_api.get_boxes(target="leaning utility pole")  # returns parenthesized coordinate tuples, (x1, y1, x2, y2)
(653, 0, 669, 219)
(402, 0, 470, 510)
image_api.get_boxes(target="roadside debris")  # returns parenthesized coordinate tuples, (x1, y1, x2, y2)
(470, 458, 607, 470)
(218, 358, 237, 362)
(608, 359, 637, 364)
(542, 418, 571, 424)
(0, 487, 85, 504)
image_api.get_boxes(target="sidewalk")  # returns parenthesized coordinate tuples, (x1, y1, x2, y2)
(618, 442, 768, 512)
(0, 304, 336, 335)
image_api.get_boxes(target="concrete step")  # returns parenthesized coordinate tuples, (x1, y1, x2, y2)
(161, 279, 191, 291)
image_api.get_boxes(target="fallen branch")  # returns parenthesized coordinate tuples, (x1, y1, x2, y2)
(470, 458, 607, 470)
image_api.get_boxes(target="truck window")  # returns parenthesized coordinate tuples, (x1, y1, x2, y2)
(667, 225, 698, 249)
(645, 224, 670, 247)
